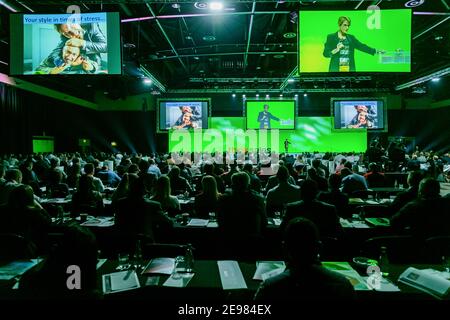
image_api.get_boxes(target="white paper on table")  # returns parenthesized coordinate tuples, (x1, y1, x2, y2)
(187, 219, 209, 227)
(163, 273, 194, 288)
(217, 261, 247, 290)
(102, 270, 140, 294)
(253, 261, 286, 280)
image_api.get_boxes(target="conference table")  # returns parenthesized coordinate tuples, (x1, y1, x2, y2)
(95, 259, 442, 301)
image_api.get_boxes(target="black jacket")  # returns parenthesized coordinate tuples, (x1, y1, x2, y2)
(323, 32, 376, 72)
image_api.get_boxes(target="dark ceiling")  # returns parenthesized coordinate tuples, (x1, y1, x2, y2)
(0, 0, 449, 102)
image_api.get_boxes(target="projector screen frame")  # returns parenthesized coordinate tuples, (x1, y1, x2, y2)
(156, 97, 211, 133)
(330, 96, 388, 133)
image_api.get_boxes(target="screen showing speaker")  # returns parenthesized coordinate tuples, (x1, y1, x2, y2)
(299, 9, 411, 73)
(246, 100, 296, 130)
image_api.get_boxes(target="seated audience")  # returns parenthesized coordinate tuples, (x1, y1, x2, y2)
(306, 168, 328, 192)
(168, 165, 192, 195)
(0, 184, 51, 253)
(84, 163, 104, 193)
(390, 178, 450, 239)
(282, 180, 341, 239)
(71, 175, 104, 216)
(255, 217, 354, 300)
(318, 174, 350, 218)
(340, 167, 368, 195)
(203, 162, 225, 193)
(390, 170, 423, 215)
(19, 225, 99, 299)
(47, 169, 70, 198)
(217, 172, 267, 240)
(243, 163, 262, 193)
(150, 175, 180, 216)
(116, 176, 173, 242)
(194, 175, 221, 219)
(0, 169, 22, 206)
(96, 164, 121, 187)
(265, 166, 301, 217)
(364, 163, 386, 188)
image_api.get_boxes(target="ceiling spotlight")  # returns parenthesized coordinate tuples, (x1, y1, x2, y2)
(431, 77, 440, 82)
(303, 93, 308, 97)
(283, 32, 296, 39)
(265, 94, 270, 98)
(242, 94, 246, 98)
(232, 93, 236, 97)
(194, 2, 208, 9)
(404, 0, 425, 8)
(202, 35, 216, 42)
(288, 78, 295, 83)
(256, 94, 259, 97)
(143, 78, 152, 84)
(279, 94, 283, 97)
(209, 2, 223, 10)
(294, 94, 298, 97)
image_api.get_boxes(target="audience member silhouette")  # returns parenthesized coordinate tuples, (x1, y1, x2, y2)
(254, 217, 354, 300)
(150, 175, 180, 216)
(194, 175, 221, 219)
(318, 173, 350, 218)
(391, 178, 450, 239)
(116, 176, 173, 243)
(19, 225, 99, 299)
(265, 166, 301, 217)
(282, 179, 341, 239)
(390, 170, 423, 215)
(0, 184, 51, 253)
(71, 174, 104, 216)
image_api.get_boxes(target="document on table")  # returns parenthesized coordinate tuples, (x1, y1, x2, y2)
(217, 261, 247, 290)
(163, 273, 194, 288)
(102, 270, 140, 294)
(187, 219, 209, 227)
(322, 262, 370, 291)
(253, 261, 286, 281)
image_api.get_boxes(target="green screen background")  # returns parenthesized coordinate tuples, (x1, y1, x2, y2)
(246, 100, 296, 129)
(169, 117, 367, 153)
(299, 9, 411, 73)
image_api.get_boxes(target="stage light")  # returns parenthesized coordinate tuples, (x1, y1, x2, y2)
(294, 94, 298, 97)
(143, 78, 152, 84)
(304, 93, 308, 97)
(265, 94, 270, 99)
(209, 2, 223, 10)
(111, 141, 117, 147)
(242, 94, 246, 98)
(256, 94, 259, 97)
(431, 77, 440, 82)
(232, 93, 236, 97)
(396, 67, 450, 90)
(279, 94, 283, 97)
(287, 78, 295, 83)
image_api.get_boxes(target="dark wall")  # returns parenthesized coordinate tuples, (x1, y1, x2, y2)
(1, 84, 449, 154)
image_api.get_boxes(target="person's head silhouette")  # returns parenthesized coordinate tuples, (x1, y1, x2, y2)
(283, 217, 321, 268)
